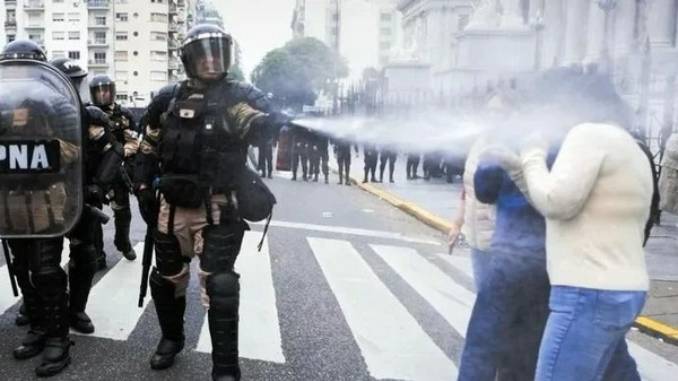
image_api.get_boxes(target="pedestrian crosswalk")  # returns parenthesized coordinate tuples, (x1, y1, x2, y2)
(310, 237, 458, 381)
(1, 234, 678, 380)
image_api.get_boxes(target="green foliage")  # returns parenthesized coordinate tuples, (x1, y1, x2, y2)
(251, 37, 348, 109)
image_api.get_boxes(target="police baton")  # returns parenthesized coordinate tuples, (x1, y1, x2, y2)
(138, 192, 159, 308)
(2, 239, 19, 297)
(85, 204, 111, 225)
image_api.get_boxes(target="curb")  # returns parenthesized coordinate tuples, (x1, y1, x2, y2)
(347, 173, 678, 346)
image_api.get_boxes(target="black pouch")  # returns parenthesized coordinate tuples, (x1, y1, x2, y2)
(157, 174, 204, 208)
(234, 166, 276, 222)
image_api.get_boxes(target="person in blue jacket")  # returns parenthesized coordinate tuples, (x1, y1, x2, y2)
(456, 141, 553, 381)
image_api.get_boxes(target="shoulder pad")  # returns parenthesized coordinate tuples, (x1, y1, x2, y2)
(156, 83, 180, 99)
(228, 80, 271, 112)
(148, 82, 181, 110)
(85, 105, 112, 127)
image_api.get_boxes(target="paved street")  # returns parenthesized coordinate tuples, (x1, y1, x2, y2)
(1, 174, 678, 380)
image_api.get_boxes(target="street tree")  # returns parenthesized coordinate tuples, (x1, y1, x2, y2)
(251, 37, 348, 109)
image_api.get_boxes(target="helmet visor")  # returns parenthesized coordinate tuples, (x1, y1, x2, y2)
(91, 83, 115, 107)
(184, 36, 231, 80)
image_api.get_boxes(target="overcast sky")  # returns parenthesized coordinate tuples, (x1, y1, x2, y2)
(216, 0, 296, 81)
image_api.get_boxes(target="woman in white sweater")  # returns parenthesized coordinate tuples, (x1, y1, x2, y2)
(515, 70, 653, 380)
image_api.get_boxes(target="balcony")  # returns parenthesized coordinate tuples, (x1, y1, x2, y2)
(169, 3, 177, 14)
(23, 1, 44, 11)
(88, 23, 108, 29)
(88, 60, 109, 68)
(4, 0, 17, 9)
(168, 23, 178, 32)
(87, 0, 109, 9)
(88, 40, 108, 47)
(25, 24, 45, 29)
(4, 19, 17, 28)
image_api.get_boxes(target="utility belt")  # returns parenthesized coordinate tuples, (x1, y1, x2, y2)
(158, 166, 276, 224)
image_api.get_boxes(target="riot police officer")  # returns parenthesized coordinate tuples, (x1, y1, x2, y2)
(0, 41, 121, 377)
(378, 146, 397, 183)
(257, 137, 274, 178)
(363, 143, 378, 183)
(133, 24, 284, 381)
(291, 125, 310, 181)
(90, 75, 139, 262)
(308, 129, 329, 183)
(51, 57, 124, 336)
(334, 137, 357, 185)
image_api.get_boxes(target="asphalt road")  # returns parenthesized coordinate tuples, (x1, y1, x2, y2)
(1, 173, 677, 380)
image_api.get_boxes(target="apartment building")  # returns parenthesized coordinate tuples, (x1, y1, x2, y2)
(291, 0, 401, 78)
(1, 0, 194, 107)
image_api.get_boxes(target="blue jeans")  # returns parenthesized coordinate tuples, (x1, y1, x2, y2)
(457, 253, 550, 381)
(470, 248, 491, 290)
(535, 286, 646, 381)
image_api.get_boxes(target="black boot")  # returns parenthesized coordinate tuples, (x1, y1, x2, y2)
(68, 245, 97, 334)
(313, 174, 318, 182)
(14, 292, 45, 360)
(35, 287, 71, 378)
(15, 303, 29, 326)
(324, 175, 329, 184)
(149, 270, 186, 370)
(363, 171, 368, 183)
(35, 337, 72, 378)
(337, 172, 343, 185)
(114, 208, 136, 261)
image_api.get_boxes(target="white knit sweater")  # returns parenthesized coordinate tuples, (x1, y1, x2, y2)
(521, 123, 652, 291)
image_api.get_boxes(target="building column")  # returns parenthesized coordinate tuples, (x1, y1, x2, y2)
(562, 0, 591, 66)
(584, 0, 607, 67)
(501, 0, 527, 28)
(648, 0, 676, 47)
(613, 0, 636, 56)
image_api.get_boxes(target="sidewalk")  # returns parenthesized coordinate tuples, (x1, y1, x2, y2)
(340, 150, 678, 345)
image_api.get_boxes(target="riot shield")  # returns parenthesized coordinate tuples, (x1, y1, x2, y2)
(0, 60, 83, 238)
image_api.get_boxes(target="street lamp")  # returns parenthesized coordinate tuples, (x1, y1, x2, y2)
(598, 0, 618, 75)
(530, 10, 545, 71)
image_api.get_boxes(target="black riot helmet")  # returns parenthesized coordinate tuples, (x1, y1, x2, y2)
(180, 24, 232, 82)
(50, 58, 89, 101)
(50, 58, 88, 80)
(89, 74, 116, 107)
(0, 40, 47, 62)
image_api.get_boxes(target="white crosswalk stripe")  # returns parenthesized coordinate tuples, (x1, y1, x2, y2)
(309, 237, 458, 381)
(73, 242, 150, 340)
(435, 252, 678, 380)
(372, 245, 475, 336)
(196, 231, 286, 364)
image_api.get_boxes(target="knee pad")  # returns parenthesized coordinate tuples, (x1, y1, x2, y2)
(69, 243, 98, 275)
(206, 271, 240, 314)
(200, 224, 245, 274)
(154, 230, 185, 277)
(31, 266, 67, 296)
